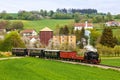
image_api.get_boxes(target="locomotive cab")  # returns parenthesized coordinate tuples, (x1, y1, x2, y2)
(84, 51, 99, 64)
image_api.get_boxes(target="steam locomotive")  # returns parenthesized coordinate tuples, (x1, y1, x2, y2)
(12, 47, 100, 64)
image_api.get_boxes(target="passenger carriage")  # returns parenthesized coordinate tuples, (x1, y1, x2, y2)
(28, 48, 45, 58)
(12, 48, 27, 56)
(44, 50, 60, 59)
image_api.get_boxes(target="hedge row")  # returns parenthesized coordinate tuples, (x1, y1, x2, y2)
(96, 44, 120, 56)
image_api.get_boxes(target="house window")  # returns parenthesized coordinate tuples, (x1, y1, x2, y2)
(71, 43, 73, 46)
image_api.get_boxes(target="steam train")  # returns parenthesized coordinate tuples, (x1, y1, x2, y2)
(12, 47, 100, 64)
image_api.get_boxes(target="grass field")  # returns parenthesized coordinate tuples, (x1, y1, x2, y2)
(21, 19, 74, 32)
(0, 57, 120, 80)
(101, 57, 120, 66)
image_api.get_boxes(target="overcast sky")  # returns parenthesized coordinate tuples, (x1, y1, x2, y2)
(0, 0, 119, 14)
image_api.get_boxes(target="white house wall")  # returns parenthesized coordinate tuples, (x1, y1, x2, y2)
(32, 31, 37, 36)
(74, 26, 93, 30)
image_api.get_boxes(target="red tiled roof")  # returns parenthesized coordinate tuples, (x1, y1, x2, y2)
(106, 21, 113, 23)
(74, 23, 93, 27)
(106, 21, 118, 24)
(106, 21, 120, 26)
(21, 29, 35, 33)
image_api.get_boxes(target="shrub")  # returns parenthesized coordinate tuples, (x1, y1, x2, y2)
(0, 51, 12, 57)
(96, 44, 120, 56)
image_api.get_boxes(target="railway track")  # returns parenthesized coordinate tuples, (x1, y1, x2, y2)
(97, 64, 120, 71)
(47, 59, 120, 71)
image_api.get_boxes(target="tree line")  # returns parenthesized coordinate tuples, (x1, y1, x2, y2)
(0, 10, 114, 24)
(56, 8, 97, 14)
(0, 8, 114, 21)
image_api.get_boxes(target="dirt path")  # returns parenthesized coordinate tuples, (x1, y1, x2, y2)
(101, 57, 120, 59)
(0, 57, 24, 61)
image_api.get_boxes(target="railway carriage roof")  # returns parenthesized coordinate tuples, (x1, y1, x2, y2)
(60, 51, 76, 52)
(12, 48, 26, 50)
(12, 48, 45, 50)
(44, 50, 60, 52)
(27, 48, 45, 50)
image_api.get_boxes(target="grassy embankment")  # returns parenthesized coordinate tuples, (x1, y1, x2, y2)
(0, 57, 120, 80)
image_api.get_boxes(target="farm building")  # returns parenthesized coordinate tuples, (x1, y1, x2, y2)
(105, 21, 120, 26)
(39, 27, 53, 46)
(74, 21, 93, 30)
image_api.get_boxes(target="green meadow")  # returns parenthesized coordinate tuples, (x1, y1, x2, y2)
(22, 19, 74, 32)
(101, 57, 120, 66)
(0, 57, 120, 80)
(10, 19, 120, 37)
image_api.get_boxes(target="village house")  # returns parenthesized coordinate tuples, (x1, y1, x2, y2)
(105, 21, 120, 26)
(20, 29, 39, 48)
(28, 36, 40, 48)
(74, 21, 93, 30)
(20, 29, 37, 36)
(22, 36, 40, 48)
